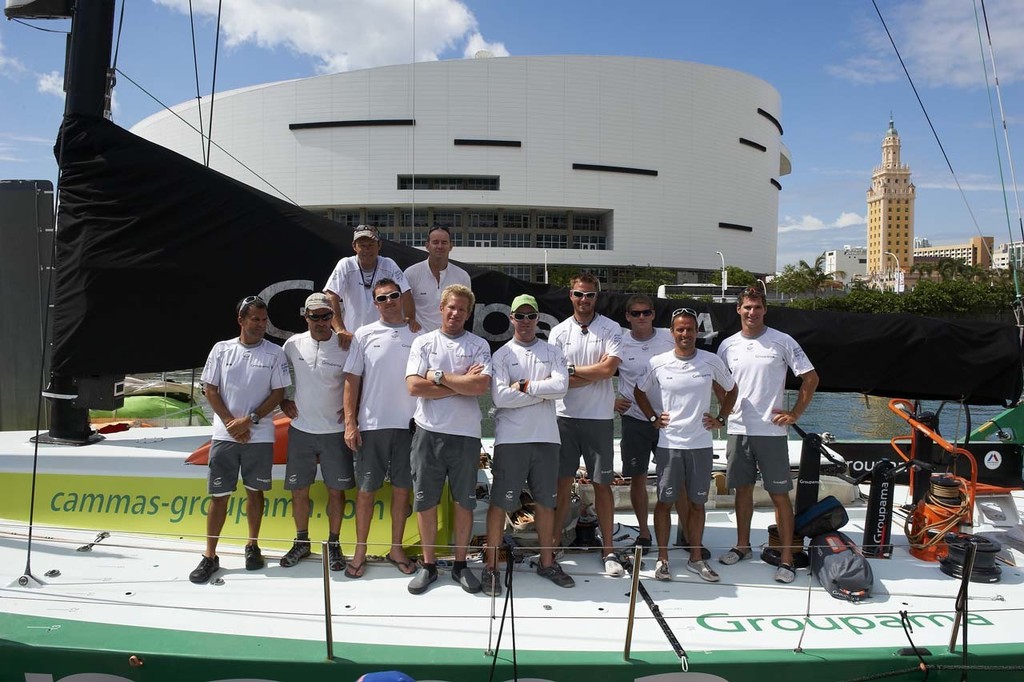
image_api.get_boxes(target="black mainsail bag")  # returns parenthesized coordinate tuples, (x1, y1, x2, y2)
(810, 531, 873, 602)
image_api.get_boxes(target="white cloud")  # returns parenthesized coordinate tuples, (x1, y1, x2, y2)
(155, 0, 503, 74)
(830, 0, 1024, 88)
(0, 31, 26, 77)
(37, 70, 64, 97)
(463, 32, 509, 59)
(778, 212, 865, 234)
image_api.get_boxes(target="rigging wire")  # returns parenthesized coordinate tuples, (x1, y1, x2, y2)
(10, 18, 69, 33)
(205, 0, 224, 166)
(110, 0, 125, 73)
(188, 0, 208, 166)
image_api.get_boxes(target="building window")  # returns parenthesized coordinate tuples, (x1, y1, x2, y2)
(573, 215, 602, 231)
(469, 212, 498, 228)
(573, 235, 606, 250)
(431, 211, 463, 229)
(397, 175, 500, 191)
(537, 214, 566, 230)
(502, 233, 532, 248)
(503, 265, 534, 281)
(331, 211, 361, 227)
(504, 213, 530, 230)
(537, 234, 568, 249)
(366, 211, 395, 228)
(398, 232, 426, 247)
(467, 232, 498, 247)
(400, 210, 429, 228)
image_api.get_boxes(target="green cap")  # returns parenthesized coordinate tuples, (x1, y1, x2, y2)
(511, 294, 539, 312)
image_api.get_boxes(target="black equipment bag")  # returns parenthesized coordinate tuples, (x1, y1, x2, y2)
(795, 495, 849, 538)
(810, 530, 873, 602)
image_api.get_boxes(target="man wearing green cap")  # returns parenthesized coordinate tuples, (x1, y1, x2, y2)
(481, 294, 574, 595)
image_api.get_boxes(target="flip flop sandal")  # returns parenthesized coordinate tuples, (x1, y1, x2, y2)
(344, 561, 366, 579)
(386, 553, 417, 575)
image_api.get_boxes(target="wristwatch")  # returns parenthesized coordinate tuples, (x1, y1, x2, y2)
(567, 364, 576, 376)
(648, 414, 658, 423)
(432, 370, 444, 386)
(713, 414, 726, 426)
(249, 412, 260, 424)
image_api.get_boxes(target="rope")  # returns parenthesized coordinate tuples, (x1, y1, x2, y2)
(636, 581, 688, 665)
(204, 0, 224, 166)
(187, 0, 207, 165)
(487, 540, 518, 682)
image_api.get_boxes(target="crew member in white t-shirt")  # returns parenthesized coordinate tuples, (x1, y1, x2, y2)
(403, 225, 472, 332)
(548, 273, 623, 577)
(404, 284, 492, 595)
(716, 287, 818, 584)
(614, 294, 693, 555)
(638, 307, 737, 583)
(190, 295, 290, 584)
(324, 225, 419, 350)
(342, 278, 422, 579)
(277, 293, 352, 573)
(480, 294, 573, 596)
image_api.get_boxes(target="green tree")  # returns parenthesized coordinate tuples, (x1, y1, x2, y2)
(710, 265, 757, 288)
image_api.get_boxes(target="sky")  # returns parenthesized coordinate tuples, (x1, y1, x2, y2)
(2, 0, 1023, 270)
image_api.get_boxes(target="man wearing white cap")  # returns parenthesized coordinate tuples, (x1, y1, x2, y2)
(277, 292, 354, 572)
(403, 225, 472, 332)
(324, 225, 419, 350)
(481, 294, 573, 596)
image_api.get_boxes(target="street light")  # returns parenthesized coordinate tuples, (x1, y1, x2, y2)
(885, 251, 903, 293)
(756, 278, 767, 298)
(715, 251, 726, 302)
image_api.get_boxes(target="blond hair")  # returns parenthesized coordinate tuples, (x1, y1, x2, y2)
(440, 284, 475, 310)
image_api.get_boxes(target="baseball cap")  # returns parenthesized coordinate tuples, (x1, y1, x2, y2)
(353, 225, 380, 242)
(304, 292, 332, 312)
(511, 294, 539, 312)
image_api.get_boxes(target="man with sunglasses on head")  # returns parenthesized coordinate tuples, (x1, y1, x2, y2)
(405, 284, 492, 595)
(403, 225, 472, 332)
(324, 225, 419, 351)
(277, 293, 353, 573)
(548, 273, 623, 576)
(190, 295, 290, 584)
(637, 308, 737, 583)
(481, 294, 573, 596)
(716, 287, 818, 584)
(342, 278, 422, 579)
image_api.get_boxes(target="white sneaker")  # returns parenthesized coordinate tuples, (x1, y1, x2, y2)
(687, 559, 720, 583)
(603, 553, 625, 577)
(654, 560, 672, 582)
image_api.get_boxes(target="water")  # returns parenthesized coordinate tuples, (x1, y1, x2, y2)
(162, 370, 1006, 442)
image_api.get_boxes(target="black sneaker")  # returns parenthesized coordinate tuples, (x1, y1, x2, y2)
(408, 566, 438, 595)
(630, 536, 652, 556)
(453, 566, 481, 594)
(480, 566, 502, 596)
(245, 544, 265, 571)
(189, 555, 219, 584)
(327, 542, 346, 572)
(280, 540, 311, 568)
(537, 562, 575, 588)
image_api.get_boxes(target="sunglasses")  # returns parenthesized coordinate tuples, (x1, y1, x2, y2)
(242, 295, 264, 306)
(570, 290, 597, 299)
(671, 307, 698, 320)
(307, 311, 333, 321)
(627, 309, 654, 318)
(374, 291, 402, 303)
(238, 295, 265, 315)
(512, 312, 539, 321)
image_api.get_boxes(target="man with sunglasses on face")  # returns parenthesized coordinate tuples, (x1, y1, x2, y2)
(277, 293, 353, 572)
(405, 284, 492, 595)
(637, 308, 737, 583)
(716, 287, 818, 584)
(481, 294, 573, 596)
(324, 225, 419, 352)
(403, 225, 472, 332)
(342, 279, 422, 579)
(548, 273, 623, 576)
(190, 296, 290, 584)
(615, 294, 693, 556)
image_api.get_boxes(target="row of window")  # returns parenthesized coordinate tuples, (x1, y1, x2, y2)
(326, 208, 607, 233)
(383, 231, 607, 250)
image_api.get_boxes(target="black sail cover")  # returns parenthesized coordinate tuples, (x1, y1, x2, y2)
(52, 116, 1022, 405)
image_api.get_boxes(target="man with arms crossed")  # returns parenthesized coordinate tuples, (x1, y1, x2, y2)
(190, 295, 290, 584)
(638, 308, 737, 583)
(324, 225, 419, 350)
(405, 284, 492, 594)
(278, 293, 353, 572)
(403, 225, 472, 332)
(342, 278, 421, 579)
(716, 287, 818, 584)
(614, 294, 691, 554)
(549, 273, 623, 576)
(481, 294, 573, 596)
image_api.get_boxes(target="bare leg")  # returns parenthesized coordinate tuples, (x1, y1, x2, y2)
(534, 506, 556, 567)
(245, 489, 264, 546)
(352, 489, 376, 567)
(417, 506, 439, 564)
(290, 487, 311, 534)
(593, 483, 616, 556)
(452, 503, 473, 562)
(733, 484, 755, 552)
(675, 494, 690, 543)
(205, 495, 229, 557)
(687, 500, 707, 563)
(552, 476, 574, 549)
(653, 501, 672, 563)
(631, 475, 650, 540)
(485, 505, 505, 569)
(327, 488, 344, 536)
(389, 486, 412, 564)
(771, 492, 796, 566)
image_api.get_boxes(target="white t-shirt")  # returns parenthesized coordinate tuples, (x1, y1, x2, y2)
(549, 313, 622, 420)
(717, 326, 815, 437)
(201, 338, 291, 443)
(324, 255, 410, 333)
(639, 349, 735, 450)
(282, 331, 348, 434)
(343, 320, 421, 431)
(491, 338, 569, 445)
(405, 329, 492, 438)
(403, 259, 473, 332)
(617, 327, 675, 421)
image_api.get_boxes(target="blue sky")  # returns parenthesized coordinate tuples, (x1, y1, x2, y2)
(2, 0, 1022, 269)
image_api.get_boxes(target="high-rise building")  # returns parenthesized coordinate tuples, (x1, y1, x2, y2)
(866, 118, 915, 276)
(913, 236, 993, 268)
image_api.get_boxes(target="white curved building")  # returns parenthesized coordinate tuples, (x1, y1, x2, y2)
(132, 56, 790, 288)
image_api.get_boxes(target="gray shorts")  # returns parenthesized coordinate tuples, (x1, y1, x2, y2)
(356, 428, 413, 492)
(208, 440, 273, 495)
(655, 447, 713, 505)
(284, 426, 354, 491)
(726, 435, 793, 493)
(490, 443, 559, 512)
(410, 428, 481, 512)
(620, 415, 658, 477)
(557, 417, 616, 484)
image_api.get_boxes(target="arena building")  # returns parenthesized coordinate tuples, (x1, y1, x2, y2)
(132, 55, 790, 289)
